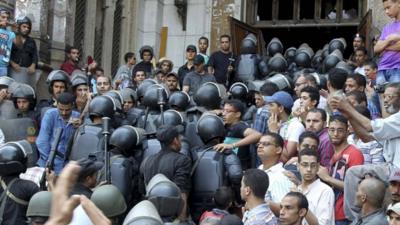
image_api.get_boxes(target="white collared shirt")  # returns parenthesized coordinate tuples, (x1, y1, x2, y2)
(298, 179, 335, 225)
(258, 162, 294, 203)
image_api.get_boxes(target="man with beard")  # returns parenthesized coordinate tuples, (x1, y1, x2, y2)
(214, 99, 261, 169)
(9, 16, 38, 88)
(330, 82, 400, 221)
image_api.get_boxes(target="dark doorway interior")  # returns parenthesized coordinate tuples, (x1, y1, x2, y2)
(261, 26, 358, 59)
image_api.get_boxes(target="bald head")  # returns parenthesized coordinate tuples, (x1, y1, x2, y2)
(359, 177, 386, 208)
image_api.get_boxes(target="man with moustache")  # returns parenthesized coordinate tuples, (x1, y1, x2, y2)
(329, 82, 400, 221)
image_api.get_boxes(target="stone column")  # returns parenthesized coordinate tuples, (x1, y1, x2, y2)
(119, 0, 136, 64)
(83, 0, 97, 60)
(101, 0, 116, 76)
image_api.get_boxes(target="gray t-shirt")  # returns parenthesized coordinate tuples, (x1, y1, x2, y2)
(182, 71, 216, 95)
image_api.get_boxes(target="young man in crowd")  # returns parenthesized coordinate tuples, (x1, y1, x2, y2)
(178, 44, 196, 88)
(198, 36, 210, 64)
(208, 34, 236, 87)
(304, 109, 334, 167)
(297, 148, 335, 225)
(165, 72, 180, 93)
(266, 91, 304, 162)
(279, 192, 309, 225)
(257, 132, 294, 203)
(241, 169, 278, 225)
(60, 46, 81, 76)
(182, 54, 215, 95)
(0, 8, 15, 77)
(317, 115, 364, 225)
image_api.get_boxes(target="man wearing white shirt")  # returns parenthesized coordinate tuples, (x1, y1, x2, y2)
(257, 132, 295, 203)
(297, 148, 335, 225)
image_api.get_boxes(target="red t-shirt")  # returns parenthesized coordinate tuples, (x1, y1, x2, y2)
(60, 60, 80, 76)
(329, 144, 364, 220)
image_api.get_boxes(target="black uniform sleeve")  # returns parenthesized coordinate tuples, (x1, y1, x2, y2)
(173, 155, 192, 193)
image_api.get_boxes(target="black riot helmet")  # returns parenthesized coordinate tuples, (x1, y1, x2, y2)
(322, 49, 343, 73)
(266, 37, 283, 57)
(16, 16, 32, 36)
(109, 126, 145, 155)
(229, 82, 249, 102)
(16, 16, 32, 27)
(139, 45, 154, 60)
(335, 61, 353, 75)
(121, 88, 137, 103)
(0, 140, 36, 176)
(294, 44, 314, 68)
(104, 90, 124, 112)
(196, 113, 225, 144)
(284, 47, 297, 61)
(194, 82, 226, 110)
(46, 70, 70, 94)
(168, 91, 190, 111)
(328, 38, 347, 54)
(146, 174, 183, 218)
(311, 49, 323, 69)
(268, 53, 288, 73)
(155, 109, 184, 129)
(266, 73, 293, 92)
(123, 200, 163, 225)
(70, 70, 88, 91)
(240, 33, 257, 54)
(88, 95, 116, 120)
(11, 83, 36, 110)
(142, 84, 169, 110)
(136, 79, 157, 101)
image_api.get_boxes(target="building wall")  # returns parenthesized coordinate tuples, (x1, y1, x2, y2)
(368, 0, 391, 37)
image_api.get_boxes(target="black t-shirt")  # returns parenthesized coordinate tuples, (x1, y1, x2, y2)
(208, 51, 236, 85)
(0, 176, 39, 225)
(177, 63, 195, 88)
(225, 122, 251, 169)
(10, 36, 38, 67)
(141, 148, 192, 193)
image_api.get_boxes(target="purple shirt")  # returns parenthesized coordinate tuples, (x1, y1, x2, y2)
(378, 21, 400, 71)
(318, 128, 335, 167)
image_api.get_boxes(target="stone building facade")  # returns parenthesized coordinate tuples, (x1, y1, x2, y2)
(0, 0, 395, 76)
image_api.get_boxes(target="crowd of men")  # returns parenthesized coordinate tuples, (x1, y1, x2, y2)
(0, 0, 400, 224)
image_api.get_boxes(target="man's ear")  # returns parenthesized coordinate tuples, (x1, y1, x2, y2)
(276, 146, 283, 155)
(299, 208, 307, 218)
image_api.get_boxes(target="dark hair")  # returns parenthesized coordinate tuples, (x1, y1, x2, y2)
(264, 132, 284, 148)
(95, 67, 104, 73)
(300, 86, 320, 107)
(346, 90, 367, 105)
(284, 192, 309, 213)
(329, 114, 348, 127)
(220, 34, 231, 42)
(363, 60, 377, 70)
(224, 99, 246, 119)
(307, 108, 327, 122)
(299, 131, 320, 147)
(298, 148, 320, 163)
(198, 36, 209, 44)
(354, 106, 371, 120)
(328, 68, 348, 90)
(260, 82, 279, 96)
(214, 186, 233, 210)
(347, 73, 367, 89)
(242, 169, 269, 199)
(301, 72, 318, 87)
(96, 75, 111, 84)
(355, 47, 368, 56)
(65, 45, 79, 54)
(124, 52, 135, 63)
(133, 69, 146, 77)
(57, 92, 75, 105)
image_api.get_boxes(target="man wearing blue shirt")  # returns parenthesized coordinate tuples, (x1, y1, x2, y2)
(36, 92, 80, 174)
(0, 8, 15, 76)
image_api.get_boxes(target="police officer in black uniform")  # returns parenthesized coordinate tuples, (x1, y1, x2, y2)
(190, 113, 243, 222)
(0, 140, 39, 225)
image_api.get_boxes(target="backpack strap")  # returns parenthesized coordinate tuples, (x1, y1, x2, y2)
(0, 177, 28, 224)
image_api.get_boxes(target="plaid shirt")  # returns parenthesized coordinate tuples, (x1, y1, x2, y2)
(253, 107, 270, 134)
(243, 203, 279, 225)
